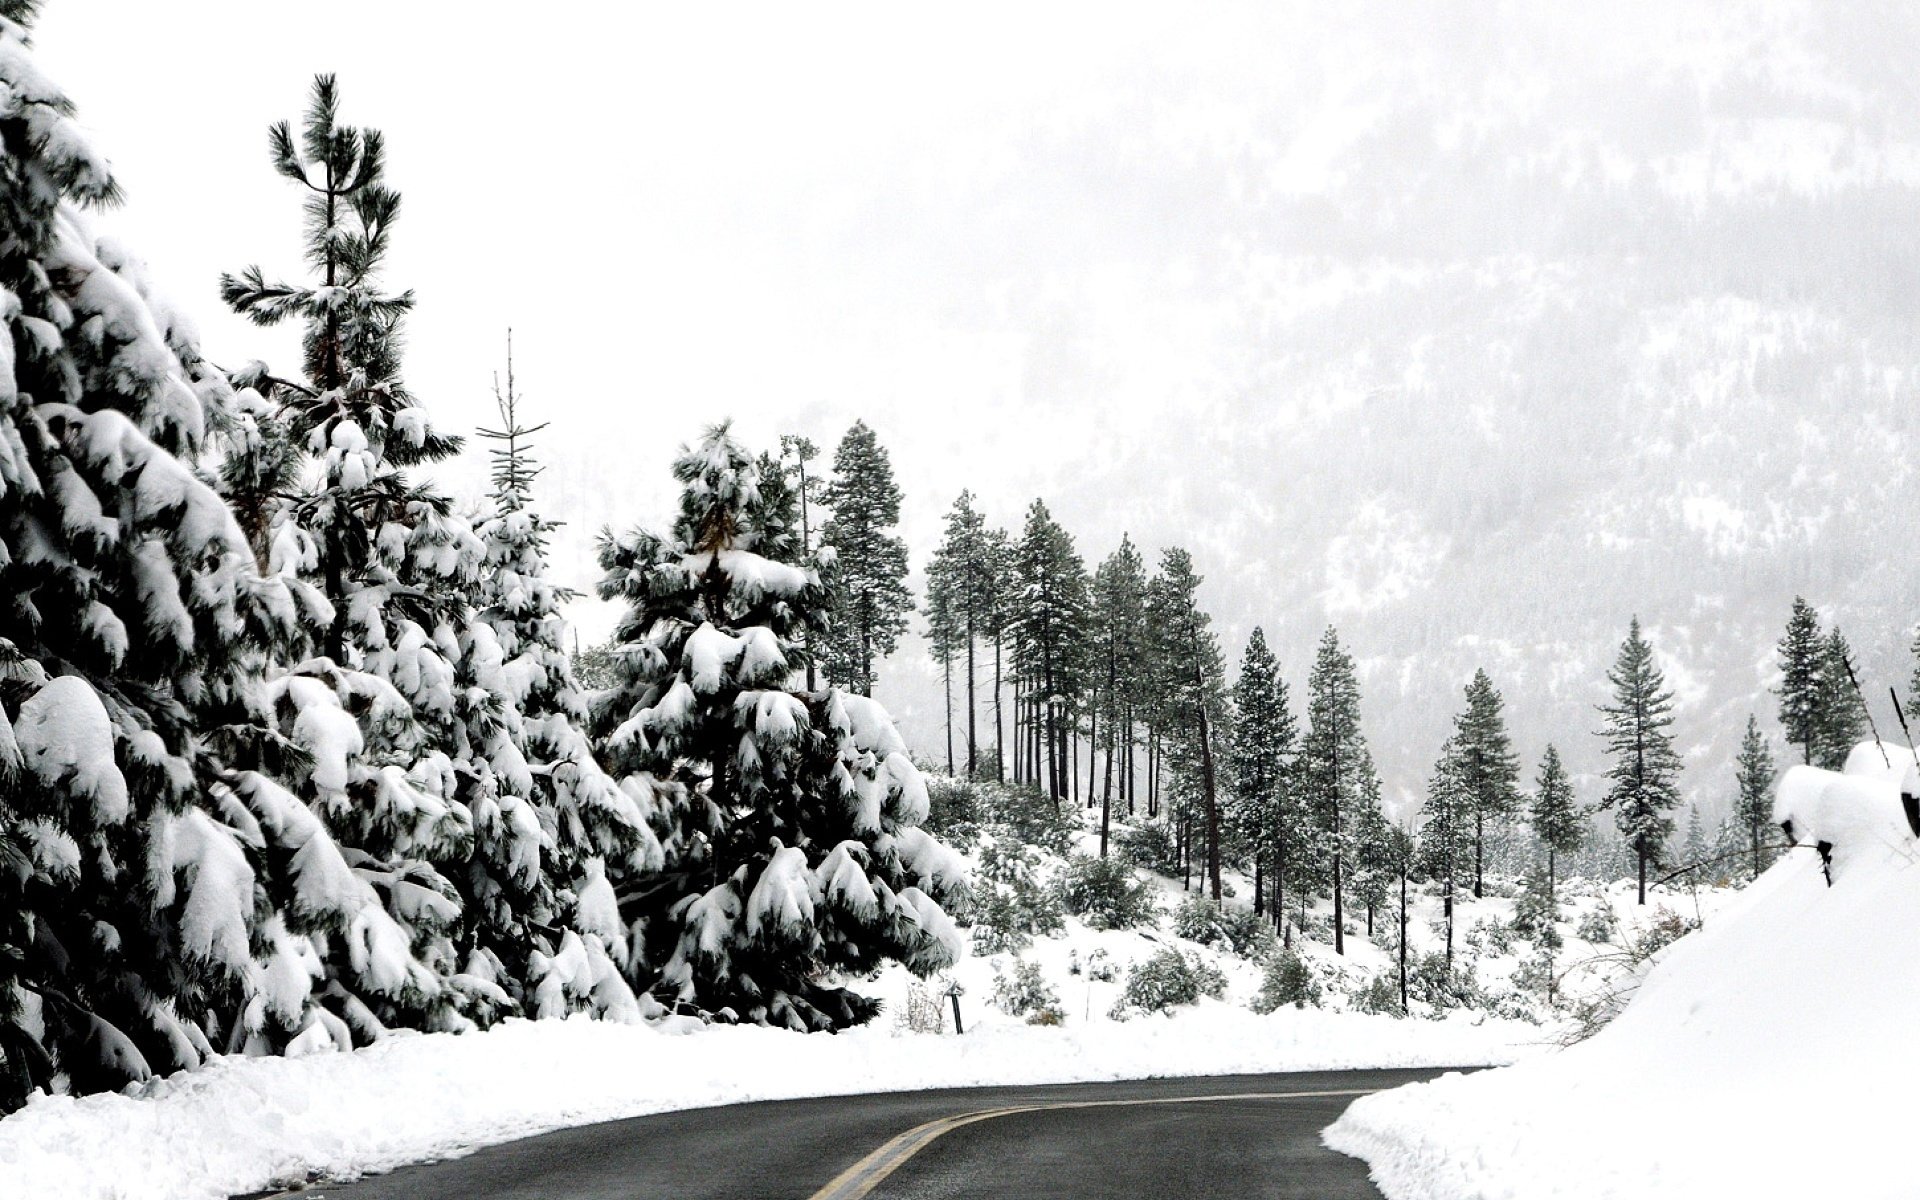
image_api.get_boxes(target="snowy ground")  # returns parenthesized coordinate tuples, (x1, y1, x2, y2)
(1326, 745, 1920, 1200)
(1, 779, 1755, 1200)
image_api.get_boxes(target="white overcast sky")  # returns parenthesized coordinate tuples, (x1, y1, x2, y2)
(38, 1, 1293, 640)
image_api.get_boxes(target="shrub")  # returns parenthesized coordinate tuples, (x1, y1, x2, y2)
(1253, 948, 1322, 1012)
(1408, 951, 1482, 1012)
(1060, 855, 1158, 930)
(1463, 916, 1515, 957)
(1347, 972, 1405, 1017)
(1115, 821, 1179, 874)
(1576, 903, 1619, 945)
(969, 879, 1065, 953)
(894, 980, 950, 1033)
(924, 776, 984, 846)
(992, 957, 1061, 1020)
(979, 781, 1079, 857)
(1627, 907, 1698, 958)
(1173, 893, 1277, 959)
(1110, 948, 1226, 1018)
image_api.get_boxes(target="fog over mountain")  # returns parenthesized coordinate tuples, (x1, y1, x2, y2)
(43, 1, 1920, 819)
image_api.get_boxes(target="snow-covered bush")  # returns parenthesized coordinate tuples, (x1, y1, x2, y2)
(1576, 902, 1619, 944)
(1115, 822, 1179, 874)
(923, 776, 984, 847)
(1069, 947, 1119, 982)
(1348, 972, 1405, 1017)
(1253, 948, 1322, 1012)
(1060, 855, 1157, 930)
(991, 957, 1061, 1021)
(977, 781, 1079, 857)
(1409, 952, 1482, 1012)
(1464, 916, 1516, 957)
(968, 836, 1065, 952)
(1172, 894, 1277, 959)
(1510, 866, 1563, 948)
(1110, 948, 1226, 1018)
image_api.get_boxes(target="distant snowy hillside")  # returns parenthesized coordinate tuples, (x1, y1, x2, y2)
(1326, 741, 1920, 1199)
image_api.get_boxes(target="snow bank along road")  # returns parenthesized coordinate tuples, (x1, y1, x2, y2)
(290, 1068, 1451, 1199)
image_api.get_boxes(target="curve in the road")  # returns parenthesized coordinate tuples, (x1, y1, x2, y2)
(294, 1066, 1463, 1200)
(807, 1088, 1380, 1200)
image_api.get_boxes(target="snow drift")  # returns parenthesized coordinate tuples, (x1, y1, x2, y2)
(1326, 741, 1920, 1199)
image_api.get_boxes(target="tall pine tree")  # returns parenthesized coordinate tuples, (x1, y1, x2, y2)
(1596, 617, 1683, 905)
(1812, 626, 1867, 770)
(1452, 669, 1521, 899)
(1529, 744, 1581, 901)
(817, 421, 910, 696)
(1227, 627, 1296, 927)
(594, 426, 964, 1030)
(1776, 597, 1823, 766)
(1732, 714, 1777, 881)
(1146, 548, 1227, 901)
(1300, 628, 1371, 954)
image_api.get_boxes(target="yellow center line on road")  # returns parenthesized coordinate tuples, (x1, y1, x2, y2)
(805, 1087, 1380, 1200)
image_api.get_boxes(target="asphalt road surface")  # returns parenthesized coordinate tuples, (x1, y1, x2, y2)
(291, 1066, 1456, 1200)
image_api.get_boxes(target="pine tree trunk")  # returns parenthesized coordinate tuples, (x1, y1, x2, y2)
(943, 649, 954, 777)
(965, 614, 977, 778)
(1198, 697, 1222, 904)
(1085, 707, 1098, 809)
(1398, 866, 1409, 1015)
(1125, 708, 1136, 815)
(1637, 839, 1648, 905)
(1253, 856, 1264, 917)
(1332, 736, 1345, 956)
(993, 637, 1005, 781)
(1474, 809, 1484, 900)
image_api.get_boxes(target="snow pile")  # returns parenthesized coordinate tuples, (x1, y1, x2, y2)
(1326, 742, 1920, 1199)
(1, 1005, 1533, 1200)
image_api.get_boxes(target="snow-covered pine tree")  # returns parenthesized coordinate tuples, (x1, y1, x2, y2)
(1775, 597, 1823, 766)
(1093, 536, 1149, 840)
(220, 75, 497, 1035)
(1812, 626, 1867, 771)
(1300, 627, 1371, 954)
(1226, 627, 1296, 929)
(817, 421, 911, 697)
(927, 491, 993, 777)
(1681, 805, 1707, 880)
(1452, 669, 1521, 899)
(595, 425, 965, 1030)
(1528, 744, 1581, 900)
(981, 524, 1017, 782)
(1732, 714, 1776, 881)
(0, 10, 425, 1104)
(924, 541, 960, 777)
(466, 339, 662, 1020)
(1012, 500, 1092, 807)
(1144, 548, 1227, 901)
(1419, 739, 1473, 969)
(1348, 764, 1393, 939)
(1596, 617, 1683, 905)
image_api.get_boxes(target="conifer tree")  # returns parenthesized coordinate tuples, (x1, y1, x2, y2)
(0, 15, 414, 1106)
(925, 556, 958, 775)
(1812, 626, 1867, 770)
(777, 435, 824, 689)
(1776, 597, 1823, 765)
(595, 426, 964, 1030)
(1453, 669, 1521, 899)
(1732, 715, 1777, 881)
(1596, 617, 1683, 905)
(222, 74, 501, 1033)
(1093, 538, 1149, 855)
(927, 492, 994, 777)
(817, 421, 910, 696)
(1227, 628, 1296, 924)
(1301, 628, 1370, 954)
(1529, 744, 1581, 901)
(1011, 501, 1091, 807)
(1146, 549, 1228, 900)
(981, 525, 1016, 780)
(1420, 740, 1473, 969)
(467, 340, 662, 1018)
(1349, 766, 1393, 937)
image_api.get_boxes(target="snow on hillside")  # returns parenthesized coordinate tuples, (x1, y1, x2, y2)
(1325, 742, 1920, 1199)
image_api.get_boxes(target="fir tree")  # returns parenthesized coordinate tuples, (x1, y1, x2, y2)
(817, 421, 910, 696)
(1420, 739, 1473, 969)
(926, 491, 994, 777)
(1596, 617, 1683, 905)
(777, 435, 824, 689)
(467, 339, 662, 1019)
(1528, 744, 1581, 901)
(594, 426, 965, 1030)
(1093, 538, 1150, 855)
(1812, 626, 1867, 770)
(1348, 765, 1393, 938)
(1452, 669, 1521, 899)
(1146, 548, 1227, 900)
(1776, 597, 1823, 766)
(1011, 500, 1091, 806)
(222, 74, 497, 1034)
(1681, 805, 1707, 881)
(1226, 628, 1296, 928)
(1300, 628, 1370, 954)
(0, 17, 411, 1106)
(1733, 714, 1777, 881)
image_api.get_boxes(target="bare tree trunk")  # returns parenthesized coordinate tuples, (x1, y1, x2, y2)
(993, 637, 1005, 781)
(965, 614, 976, 778)
(942, 648, 954, 777)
